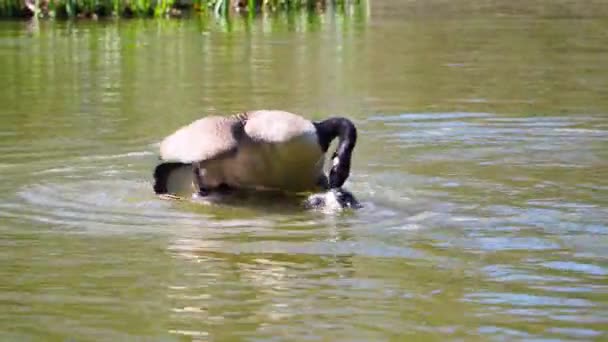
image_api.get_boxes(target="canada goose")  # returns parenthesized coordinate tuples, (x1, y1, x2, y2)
(153, 110, 358, 207)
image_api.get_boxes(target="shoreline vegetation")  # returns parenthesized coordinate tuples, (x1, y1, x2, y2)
(0, 0, 362, 19)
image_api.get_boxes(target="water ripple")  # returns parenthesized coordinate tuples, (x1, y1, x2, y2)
(2, 112, 607, 341)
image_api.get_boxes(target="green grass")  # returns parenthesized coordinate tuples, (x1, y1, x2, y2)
(0, 0, 361, 18)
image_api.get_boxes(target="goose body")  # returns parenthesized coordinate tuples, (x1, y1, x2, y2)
(153, 110, 358, 205)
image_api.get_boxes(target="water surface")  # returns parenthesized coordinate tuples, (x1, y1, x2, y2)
(1, 2, 608, 340)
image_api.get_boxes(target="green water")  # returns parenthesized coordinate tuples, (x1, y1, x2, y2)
(1, 2, 608, 340)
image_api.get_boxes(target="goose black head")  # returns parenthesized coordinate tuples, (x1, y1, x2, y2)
(305, 188, 362, 211)
(313, 117, 357, 189)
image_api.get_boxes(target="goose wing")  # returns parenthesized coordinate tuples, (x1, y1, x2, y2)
(159, 115, 242, 163)
(244, 110, 317, 143)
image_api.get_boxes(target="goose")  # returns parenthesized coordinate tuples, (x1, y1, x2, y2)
(152, 110, 359, 208)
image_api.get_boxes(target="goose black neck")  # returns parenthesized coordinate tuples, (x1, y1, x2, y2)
(314, 117, 356, 153)
(314, 117, 357, 188)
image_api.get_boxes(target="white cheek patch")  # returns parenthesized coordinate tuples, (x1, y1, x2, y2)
(332, 156, 340, 167)
(304, 191, 344, 213)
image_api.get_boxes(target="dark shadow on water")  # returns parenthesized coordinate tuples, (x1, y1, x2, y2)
(174, 187, 364, 217)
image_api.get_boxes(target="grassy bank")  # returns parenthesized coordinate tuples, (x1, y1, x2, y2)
(0, 0, 361, 18)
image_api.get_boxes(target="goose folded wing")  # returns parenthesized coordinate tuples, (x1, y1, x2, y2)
(243, 110, 317, 144)
(159, 116, 240, 163)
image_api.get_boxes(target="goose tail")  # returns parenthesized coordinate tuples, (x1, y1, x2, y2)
(153, 162, 194, 195)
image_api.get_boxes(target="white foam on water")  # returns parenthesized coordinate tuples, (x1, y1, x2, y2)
(304, 190, 362, 214)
